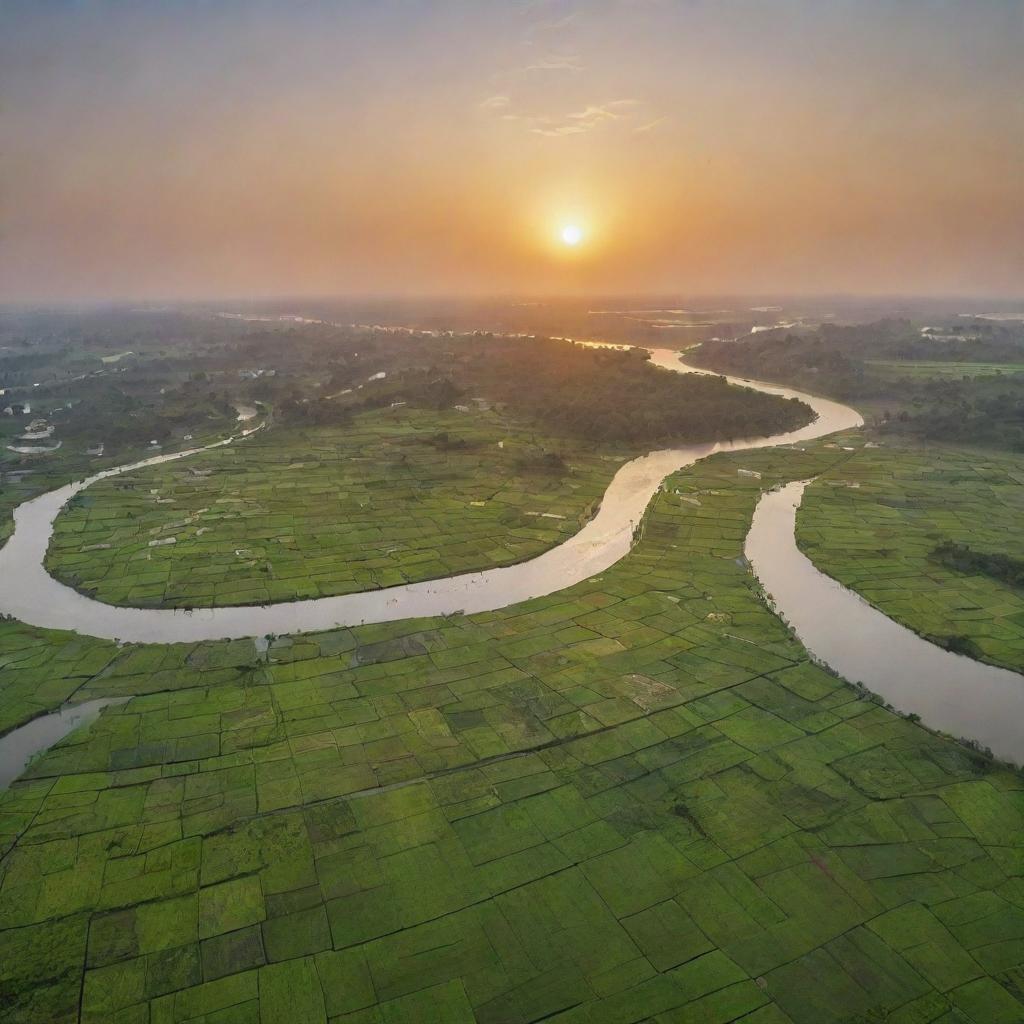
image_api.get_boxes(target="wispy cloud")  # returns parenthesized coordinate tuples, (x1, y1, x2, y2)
(478, 4, 654, 141)
(521, 0, 581, 42)
(492, 99, 642, 137)
(522, 53, 585, 73)
(634, 116, 668, 134)
(525, 10, 581, 41)
(479, 94, 512, 112)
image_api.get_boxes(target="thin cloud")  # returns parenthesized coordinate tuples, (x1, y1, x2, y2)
(526, 10, 581, 41)
(634, 116, 668, 134)
(522, 53, 585, 73)
(479, 94, 512, 111)
(521, 0, 581, 36)
(482, 97, 648, 137)
(522, 99, 641, 137)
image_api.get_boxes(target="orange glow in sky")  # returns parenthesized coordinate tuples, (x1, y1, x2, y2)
(1, 1, 1022, 302)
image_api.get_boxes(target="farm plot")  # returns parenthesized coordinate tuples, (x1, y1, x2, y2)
(866, 359, 1024, 380)
(45, 407, 621, 608)
(3, 441, 1024, 1023)
(797, 442, 1024, 672)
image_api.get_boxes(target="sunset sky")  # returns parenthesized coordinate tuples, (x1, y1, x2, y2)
(3, 1, 1022, 303)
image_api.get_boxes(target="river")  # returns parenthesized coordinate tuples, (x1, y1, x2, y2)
(747, 481, 1024, 762)
(0, 351, 859, 644)
(1, 346, 1021, 770)
(0, 698, 129, 788)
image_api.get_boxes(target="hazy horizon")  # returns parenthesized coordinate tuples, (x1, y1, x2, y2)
(3, 1, 1023, 303)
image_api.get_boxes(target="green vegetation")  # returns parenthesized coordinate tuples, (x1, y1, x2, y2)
(1, 308, 814, 610)
(249, 332, 813, 445)
(46, 407, 622, 608)
(688, 318, 1024, 672)
(0, 311, 255, 546)
(0, 385, 237, 549)
(0, 625, 125, 738)
(931, 542, 1024, 592)
(692, 318, 1024, 450)
(2, 310, 814, 550)
(3, 442, 1024, 1024)
(6, 307, 1024, 1022)
(445, 335, 812, 443)
(797, 440, 1024, 672)
(866, 360, 1024, 380)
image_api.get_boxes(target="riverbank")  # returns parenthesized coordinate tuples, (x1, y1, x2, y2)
(0, 351, 861, 643)
(3, 434, 1022, 1024)
(44, 409, 624, 610)
(749, 480, 1024, 762)
(795, 441, 1024, 674)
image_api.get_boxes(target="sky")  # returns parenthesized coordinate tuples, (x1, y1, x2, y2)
(2, 0, 1022, 303)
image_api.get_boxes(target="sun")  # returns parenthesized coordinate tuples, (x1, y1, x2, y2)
(560, 224, 583, 246)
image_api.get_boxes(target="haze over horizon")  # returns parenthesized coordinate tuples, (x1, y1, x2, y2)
(3, 0, 1023, 304)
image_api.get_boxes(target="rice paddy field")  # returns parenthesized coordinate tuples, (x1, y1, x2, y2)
(866, 360, 1024, 380)
(45, 408, 623, 608)
(3, 441, 1024, 1024)
(1, 448, 114, 551)
(797, 441, 1024, 673)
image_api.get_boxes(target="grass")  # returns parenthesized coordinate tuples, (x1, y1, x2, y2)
(45, 407, 625, 608)
(0, 421, 239, 550)
(866, 360, 1024, 380)
(797, 439, 1024, 673)
(2, 440, 1023, 1023)
(0, 444, 96, 549)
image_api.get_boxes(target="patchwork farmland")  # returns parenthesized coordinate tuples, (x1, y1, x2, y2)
(798, 442, 1024, 673)
(46, 409, 621, 608)
(3, 441, 1024, 1023)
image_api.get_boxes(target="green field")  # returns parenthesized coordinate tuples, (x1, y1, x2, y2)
(3, 441, 1024, 1024)
(866, 360, 1024, 380)
(46, 408, 624, 608)
(797, 440, 1024, 673)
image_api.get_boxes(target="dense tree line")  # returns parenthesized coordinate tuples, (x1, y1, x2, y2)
(447, 337, 812, 444)
(2, 310, 812, 458)
(280, 335, 812, 446)
(46, 380, 237, 449)
(880, 377, 1024, 450)
(277, 397, 353, 428)
(930, 541, 1024, 591)
(691, 320, 1024, 450)
(693, 334, 873, 401)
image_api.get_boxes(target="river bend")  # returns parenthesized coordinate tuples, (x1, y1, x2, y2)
(2, 348, 1021, 764)
(0, 351, 859, 643)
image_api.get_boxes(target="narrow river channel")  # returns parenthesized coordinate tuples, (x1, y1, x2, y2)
(0, 350, 860, 643)
(1, 345, 1021, 777)
(747, 481, 1024, 762)
(0, 698, 129, 789)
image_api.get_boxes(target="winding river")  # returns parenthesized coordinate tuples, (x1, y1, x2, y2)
(1, 346, 1022, 769)
(747, 482, 1024, 762)
(0, 351, 859, 644)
